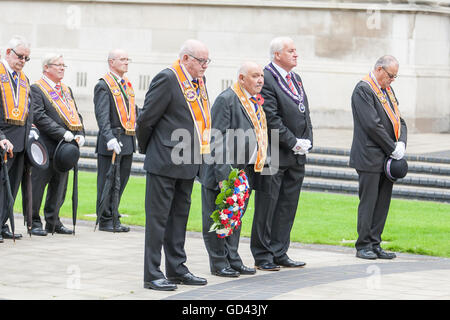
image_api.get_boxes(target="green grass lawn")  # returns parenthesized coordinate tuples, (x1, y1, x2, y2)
(14, 171, 450, 257)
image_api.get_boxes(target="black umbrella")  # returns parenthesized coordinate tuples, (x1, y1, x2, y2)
(72, 164, 78, 235)
(95, 151, 118, 231)
(1, 150, 15, 242)
(22, 163, 33, 236)
(111, 153, 121, 232)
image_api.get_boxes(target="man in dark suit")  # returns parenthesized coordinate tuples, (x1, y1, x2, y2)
(350, 55, 407, 260)
(30, 53, 85, 236)
(201, 61, 268, 278)
(137, 39, 211, 291)
(0, 36, 34, 241)
(94, 49, 137, 232)
(250, 36, 313, 271)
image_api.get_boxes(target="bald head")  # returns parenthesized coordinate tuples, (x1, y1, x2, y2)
(108, 49, 129, 77)
(179, 39, 210, 79)
(238, 61, 264, 96)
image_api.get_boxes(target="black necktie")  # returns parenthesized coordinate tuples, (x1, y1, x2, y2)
(192, 79, 199, 94)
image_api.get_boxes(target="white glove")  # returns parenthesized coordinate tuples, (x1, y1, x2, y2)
(74, 135, 85, 147)
(391, 141, 405, 160)
(63, 131, 74, 142)
(292, 138, 311, 155)
(28, 128, 39, 140)
(107, 138, 121, 155)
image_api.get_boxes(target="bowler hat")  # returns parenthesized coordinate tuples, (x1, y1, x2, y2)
(384, 157, 408, 182)
(26, 137, 49, 170)
(53, 139, 80, 172)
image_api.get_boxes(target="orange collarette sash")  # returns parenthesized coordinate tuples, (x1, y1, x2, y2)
(363, 73, 401, 141)
(169, 59, 211, 154)
(0, 62, 29, 126)
(102, 73, 136, 136)
(35, 78, 83, 131)
(231, 83, 268, 172)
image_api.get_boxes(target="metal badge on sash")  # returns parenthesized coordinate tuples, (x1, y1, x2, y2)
(298, 103, 305, 113)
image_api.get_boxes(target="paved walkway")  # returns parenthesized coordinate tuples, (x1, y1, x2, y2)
(1, 218, 449, 300)
(1, 129, 449, 301)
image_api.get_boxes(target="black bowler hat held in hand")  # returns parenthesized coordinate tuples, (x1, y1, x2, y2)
(26, 137, 49, 170)
(53, 139, 80, 172)
(384, 157, 408, 182)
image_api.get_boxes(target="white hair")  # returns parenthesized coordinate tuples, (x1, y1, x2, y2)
(108, 48, 127, 61)
(269, 36, 293, 61)
(42, 53, 63, 72)
(374, 55, 399, 69)
(6, 35, 30, 50)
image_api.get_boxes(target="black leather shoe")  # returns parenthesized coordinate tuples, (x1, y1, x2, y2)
(255, 262, 280, 271)
(144, 279, 177, 291)
(373, 247, 396, 259)
(356, 248, 377, 259)
(31, 227, 48, 236)
(212, 267, 240, 278)
(46, 224, 73, 235)
(0, 234, 3, 243)
(168, 272, 207, 286)
(98, 223, 130, 233)
(274, 257, 306, 268)
(232, 265, 256, 275)
(1, 230, 22, 239)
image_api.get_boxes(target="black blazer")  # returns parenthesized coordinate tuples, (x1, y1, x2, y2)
(261, 67, 313, 168)
(136, 68, 206, 180)
(93, 79, 137, 156)
(201, 87, 260, 190)
(0, 76, 33, 153)
(349, 80, 407, 172)
(30, 84, 85, 159)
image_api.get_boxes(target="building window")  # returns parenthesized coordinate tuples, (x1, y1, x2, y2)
(139, 75, 151, 91)
(76, 72, 87, 87)
(221, 79, 233, 90)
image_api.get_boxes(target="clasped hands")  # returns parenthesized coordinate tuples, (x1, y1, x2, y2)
(292, 138, 312, 155)
(63, 131, 85, 147)
(390, 141, 405, 160)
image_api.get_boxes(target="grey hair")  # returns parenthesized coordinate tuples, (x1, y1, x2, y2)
(42, 53, 63, 72)
(179, 39, 205, 59)
(374, 55, 399, 69)
(269, 36, 293, 61)
(6, 35, 30, 50)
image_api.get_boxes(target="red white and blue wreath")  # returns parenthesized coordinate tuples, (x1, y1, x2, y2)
(209, 168, 250, 238)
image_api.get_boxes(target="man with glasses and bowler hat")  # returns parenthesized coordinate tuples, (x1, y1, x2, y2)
(29, 53, 85, 236)
(0, 35, 34, 241)
(350, 55, 407, 260)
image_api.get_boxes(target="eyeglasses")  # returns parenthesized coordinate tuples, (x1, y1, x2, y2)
(188, 54, 211, 66)
(11, 48, 30, 62)
(382, 67, 398, 79)
(111, 58, 132, 63)
(48, 64, 68, 68)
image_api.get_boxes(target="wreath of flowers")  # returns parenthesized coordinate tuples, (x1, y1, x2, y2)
(209, 167, 250, 238)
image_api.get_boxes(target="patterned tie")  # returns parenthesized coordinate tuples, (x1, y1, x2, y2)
(286, 73, 297, 94)
(192, 79, 199, 94)
(12, 71, 18, 86)
(249, 96, 261, 125)
(55, 83, 64, 100)
(120, 79, 127, 91)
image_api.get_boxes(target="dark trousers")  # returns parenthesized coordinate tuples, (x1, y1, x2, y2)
(201, 165, 254, 272)
(96, 153, 132, 223)
(251, 164, 305, 265)
(355, 170, 393, 250)
(143, 172, 194, 282)
(31, 159, 69, 228)
(0, 151, 25, 232)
